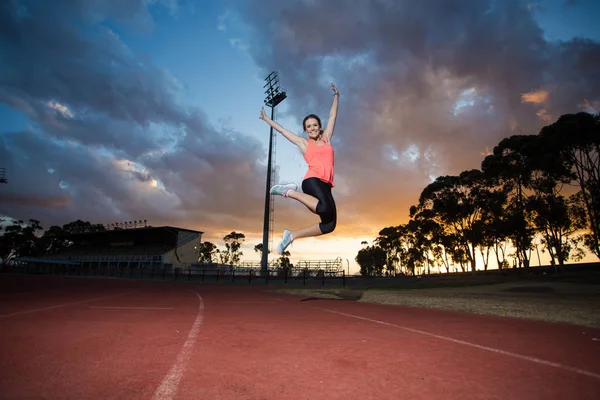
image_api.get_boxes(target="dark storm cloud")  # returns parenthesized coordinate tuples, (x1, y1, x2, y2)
(0, 0, 268, 233)
(227, 0, 600, 233)
(0, 1, 186, 147)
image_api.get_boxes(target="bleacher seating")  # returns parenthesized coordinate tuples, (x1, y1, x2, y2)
(42, 227, 189, 263)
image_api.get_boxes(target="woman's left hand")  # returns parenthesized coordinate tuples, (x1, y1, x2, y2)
(331, 83, 339, 96)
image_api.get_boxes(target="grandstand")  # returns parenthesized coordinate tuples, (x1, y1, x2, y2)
(23, 226, 202, 271)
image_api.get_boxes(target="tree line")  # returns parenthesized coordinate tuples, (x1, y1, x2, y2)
(0, 219, 105, 262)
(197, 234, 292, 270)
(356, 112, 599, 277)
(0, 219, 292, 269)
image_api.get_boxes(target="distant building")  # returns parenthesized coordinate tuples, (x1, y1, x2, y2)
(19, 226, 203, 271)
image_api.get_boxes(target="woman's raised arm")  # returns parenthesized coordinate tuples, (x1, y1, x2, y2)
(260, 107, 307, 151)
(322, 83, 339, 141)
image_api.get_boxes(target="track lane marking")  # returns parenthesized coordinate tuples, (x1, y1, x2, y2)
(153, 290, 205, 400)
(323, 308, 600, 380)
(0, 292, 136, 318)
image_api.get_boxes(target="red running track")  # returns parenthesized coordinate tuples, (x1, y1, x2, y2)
(0, 274, 599, 399)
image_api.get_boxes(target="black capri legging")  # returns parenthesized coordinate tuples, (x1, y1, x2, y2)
(302, 177, 337, 234)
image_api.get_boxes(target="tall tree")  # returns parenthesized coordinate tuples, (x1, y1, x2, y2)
(62, 220, 105, 234)
(374, 226, 401, 275)
(35, 225, 71, 256)
(528, 192, 587, 266)
(355, 245, 386, 277)
(221, 231, 245, 265)
(482, 135, 539, 268)
(405, 219, 429, 275)
(539, 112, 600, 259)
(0, 219, 44, 261)
(197, 241, 218, 263)
(273, 251, 293, 276)
(413, 170, 491, 272)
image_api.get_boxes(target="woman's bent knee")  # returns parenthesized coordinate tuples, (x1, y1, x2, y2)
(319, 219, 336, 235)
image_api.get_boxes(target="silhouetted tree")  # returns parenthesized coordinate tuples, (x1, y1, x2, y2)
(221, 231, 245, 265)
(375, 226, 402, 275)
(198, 241, 218, 263)
(0, 219, 43, 262)
(413, 170, 492, 272)
(62, 220, 105, 234)
(539, 112, 600, 259)
(355, 245, 386, 277)
(482, 136, 538, 268)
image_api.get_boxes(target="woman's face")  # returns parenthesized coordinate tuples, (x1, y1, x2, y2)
(304, 118, 321, 139)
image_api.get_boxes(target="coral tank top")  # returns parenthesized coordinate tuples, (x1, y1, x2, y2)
(303, 137, 335, 187)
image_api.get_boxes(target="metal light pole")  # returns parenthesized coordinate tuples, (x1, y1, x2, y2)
(261, 72, 287, 276)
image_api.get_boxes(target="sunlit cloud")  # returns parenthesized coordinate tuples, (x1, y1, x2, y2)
(536, 108, 553, 122)
(402, 144, 420, 163)
(113, 159, 166, 191)
(452, 88, 477, 115)
(47, 100, 74, 119)
(521, 89, 549, 104)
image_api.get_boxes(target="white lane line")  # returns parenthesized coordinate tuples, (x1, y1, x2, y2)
(323, 309, 600, 380)
(225, 301, 275, 304)
(89, 307, 174, 310)
(153, 290, 205, 400)
(0, 292, 136, 319)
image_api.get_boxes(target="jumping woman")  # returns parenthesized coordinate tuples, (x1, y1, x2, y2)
(259, 83, 340, 254)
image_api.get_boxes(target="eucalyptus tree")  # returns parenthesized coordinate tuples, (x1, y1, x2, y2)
(375, 226, 402, 275)
(61, 219, 106, 234)
(0, 219, 44, 261)
(198, 241, 218, 263)
(481, 135, 538, 268)
(539, 112, 600, 259)
(221, 231, 245, 265)
(470, 183, 509, 270)
(407, 210, 445, 274)
(413, 169, 491, 272)
(437, 230, 458, 273)
(33, 225, 72, 256)
(375, 224, 419, 275)
(527, 191, 587, 266)
(273, 250, 293, 276)
(355, 245, 387, 277)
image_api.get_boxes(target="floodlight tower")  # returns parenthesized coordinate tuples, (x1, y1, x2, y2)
(261, 72, 287, 276)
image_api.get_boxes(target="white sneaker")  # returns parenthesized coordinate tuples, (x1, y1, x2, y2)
(270, 183, 297, 197)
(277, 230, 293, 254)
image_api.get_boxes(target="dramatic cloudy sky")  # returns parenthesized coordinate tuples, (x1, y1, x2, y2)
(1, 0, 599, 272)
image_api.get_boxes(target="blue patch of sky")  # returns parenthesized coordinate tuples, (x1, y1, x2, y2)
(0, 104, 31, 134)
(99, 1, 300, 180)
(452, 88, 477, 116)
(103, 2, 267, 138)
(532, 0, 600, 42)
